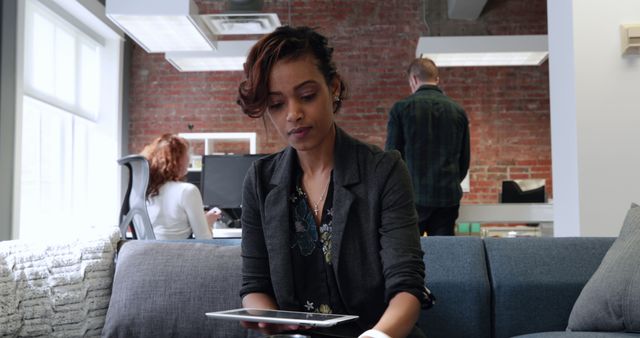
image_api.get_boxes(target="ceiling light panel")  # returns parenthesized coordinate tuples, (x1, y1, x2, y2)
(106, 0, 215, 53)
(416, 35, 549, 67)
(167, 56, 247, 71)
(166, 40, 257, 72)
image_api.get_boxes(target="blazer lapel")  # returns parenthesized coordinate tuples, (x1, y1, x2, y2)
(263, 147, 297, 308)
(330, 127, 360, 272)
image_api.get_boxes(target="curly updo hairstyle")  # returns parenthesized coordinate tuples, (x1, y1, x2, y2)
(140, 134, 190, 199)
(237, 26, 347, 118)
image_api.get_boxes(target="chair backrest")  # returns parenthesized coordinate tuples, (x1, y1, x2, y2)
(118, 154, 155, 240)
(500, 179, 547, 203)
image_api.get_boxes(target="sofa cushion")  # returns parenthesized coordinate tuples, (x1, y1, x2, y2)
(567, 203, 640, 332)
(418, 236, 491, 338)
(102, 241, 247, 338)
(485, 237, 615, 338)
(0, 227, 119, 337)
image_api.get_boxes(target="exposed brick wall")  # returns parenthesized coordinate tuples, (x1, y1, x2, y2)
(128, 0, 551, 203)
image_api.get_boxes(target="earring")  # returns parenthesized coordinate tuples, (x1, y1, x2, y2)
(333, 95, 341, 102)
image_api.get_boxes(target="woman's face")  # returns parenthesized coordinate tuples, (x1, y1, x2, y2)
(266, 55, 339, 152)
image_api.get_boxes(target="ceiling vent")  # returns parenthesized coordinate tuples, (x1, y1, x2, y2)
(200, 0, 279, 36)
(200, 13, 280, 35)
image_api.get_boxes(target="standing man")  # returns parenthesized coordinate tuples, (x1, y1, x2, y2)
(385, 58, 470, 236)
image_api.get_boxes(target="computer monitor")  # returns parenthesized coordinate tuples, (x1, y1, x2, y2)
(201, 154, 266, 211)
(185, 171, 201, 191)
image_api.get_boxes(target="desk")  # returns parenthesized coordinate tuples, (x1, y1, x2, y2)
(211, 204, 554, 238)
(212, 228, 242, 238)
(456, 203, 554, 237)
(457, 203, 553, 223)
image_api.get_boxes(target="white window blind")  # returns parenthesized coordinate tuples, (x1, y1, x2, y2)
(24, 0, 101, 120)
(18, 0, 121, 240)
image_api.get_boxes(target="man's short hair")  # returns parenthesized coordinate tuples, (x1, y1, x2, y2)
(407, 58, 439, 82)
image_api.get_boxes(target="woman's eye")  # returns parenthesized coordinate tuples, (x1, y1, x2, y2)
(301, 93, 316, 102)
(268, 102, 284, 111)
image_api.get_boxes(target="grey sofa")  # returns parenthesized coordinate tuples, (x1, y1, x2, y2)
(101, 236, 637, 338)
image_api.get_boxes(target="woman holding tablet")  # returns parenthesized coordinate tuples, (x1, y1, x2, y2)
(236, 26, 434, 338)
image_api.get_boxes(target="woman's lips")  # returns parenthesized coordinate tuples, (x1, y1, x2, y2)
(288, 126, 311, 139)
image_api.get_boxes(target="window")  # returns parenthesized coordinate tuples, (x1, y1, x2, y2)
(17, 0, 122, 240)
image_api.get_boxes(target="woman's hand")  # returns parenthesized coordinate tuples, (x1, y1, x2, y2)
(239, 322, 305, 335)
(368, 292, 420, 338)
(240, 293, 311, 335)
(205, 207, 222, 225)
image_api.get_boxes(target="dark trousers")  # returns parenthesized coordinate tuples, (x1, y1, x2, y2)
(416, 204, 460, 236)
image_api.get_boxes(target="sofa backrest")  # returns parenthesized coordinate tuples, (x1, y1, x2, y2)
(102, 237, 616, 338)
(484, 237, 614, 338)
(419, 236, 492, 338)
(103, 240, 248, 338)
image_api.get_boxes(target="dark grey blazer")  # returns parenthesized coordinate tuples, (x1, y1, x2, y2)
(240, 126, 428, 328)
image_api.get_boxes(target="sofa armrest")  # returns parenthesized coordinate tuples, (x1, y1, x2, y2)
(485, 237, 615, 338)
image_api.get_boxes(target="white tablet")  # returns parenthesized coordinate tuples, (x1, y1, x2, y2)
(205, 308, 359, 327)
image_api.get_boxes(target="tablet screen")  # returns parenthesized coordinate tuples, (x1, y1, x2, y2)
(205, 308, 359, 327)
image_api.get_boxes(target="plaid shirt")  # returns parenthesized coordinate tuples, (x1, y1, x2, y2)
(385, 85, 470, 207)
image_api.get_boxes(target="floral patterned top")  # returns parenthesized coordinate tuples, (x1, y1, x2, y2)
(289, 164, 347, 316)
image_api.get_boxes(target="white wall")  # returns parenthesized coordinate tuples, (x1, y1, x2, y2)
(549, 0, 640, 236)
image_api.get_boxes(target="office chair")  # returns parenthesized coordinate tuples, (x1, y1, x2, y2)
(501, 179, 547, 227)
(118, 154, 156, 240)
(500, 179, 547, 203)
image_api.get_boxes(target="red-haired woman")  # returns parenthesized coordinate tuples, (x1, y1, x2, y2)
(141, 134, 220, 239)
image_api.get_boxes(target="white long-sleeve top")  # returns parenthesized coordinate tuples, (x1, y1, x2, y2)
(146, 181, 212, 240)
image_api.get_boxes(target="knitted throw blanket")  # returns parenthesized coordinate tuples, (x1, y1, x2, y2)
(0, 228, 119, 337)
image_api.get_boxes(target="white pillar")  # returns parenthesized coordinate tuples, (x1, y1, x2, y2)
(548, 0, 640, 236)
